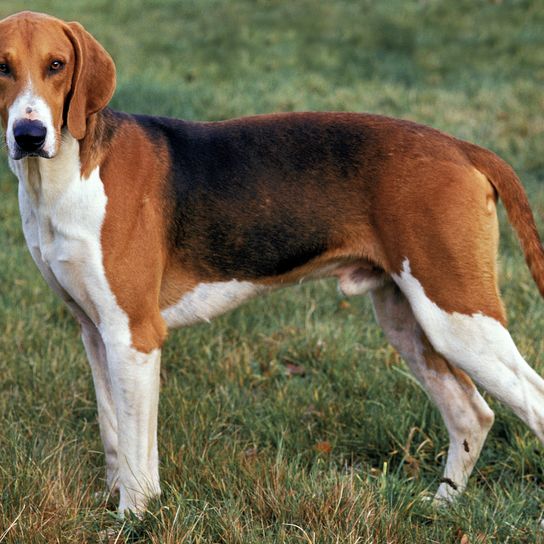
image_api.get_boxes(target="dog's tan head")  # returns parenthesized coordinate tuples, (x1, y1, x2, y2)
(0, 11, 115, 159)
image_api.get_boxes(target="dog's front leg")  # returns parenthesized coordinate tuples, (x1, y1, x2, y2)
(80, 318, 119, 494)
(105, 341, 161, 515)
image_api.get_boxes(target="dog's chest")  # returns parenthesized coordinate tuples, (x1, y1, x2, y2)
(15, 155, 113, 324)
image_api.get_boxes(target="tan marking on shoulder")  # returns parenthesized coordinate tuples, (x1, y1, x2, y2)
(100, 121, 169, 353)
(160, 265, 200, 310)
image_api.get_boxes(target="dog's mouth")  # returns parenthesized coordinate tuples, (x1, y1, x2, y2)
(12, 147, 52, 160)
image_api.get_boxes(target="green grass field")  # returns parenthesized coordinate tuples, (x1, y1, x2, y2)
(1, 1, 544, 542)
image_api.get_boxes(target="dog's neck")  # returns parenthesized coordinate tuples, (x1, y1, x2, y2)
(10, 129, 82, 209)
(77, 110, 113, 180)
(9, 107, 113, 210)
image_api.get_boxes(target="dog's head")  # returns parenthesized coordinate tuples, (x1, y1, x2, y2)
(0, 11, 115, 159)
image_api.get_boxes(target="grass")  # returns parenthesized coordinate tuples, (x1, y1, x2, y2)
(1, 0, 544, 541)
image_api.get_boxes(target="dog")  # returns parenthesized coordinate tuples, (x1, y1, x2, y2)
(1, 10, 543, 516)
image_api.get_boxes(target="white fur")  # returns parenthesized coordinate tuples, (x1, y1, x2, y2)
(80, 318, 119, 491)
(393, 258, 544, 443)
(162, 280, 265, 328)
(12, 132, 160, 513)
(7, 85, 57, 158)
(161, 262, 388, 328)
(338, 273, 384, 296)
(107, 346, 161, 511)
(371, 281, 494, 501)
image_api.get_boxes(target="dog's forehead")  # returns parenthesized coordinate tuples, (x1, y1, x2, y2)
(0, 11, 72, 55)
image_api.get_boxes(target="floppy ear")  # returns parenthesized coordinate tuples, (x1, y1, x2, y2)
(64, 21, 116, 140)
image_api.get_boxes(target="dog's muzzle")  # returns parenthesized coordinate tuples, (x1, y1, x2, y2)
(12, 119, 47, 158)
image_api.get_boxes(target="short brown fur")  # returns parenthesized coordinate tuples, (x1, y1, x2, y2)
(96, 119, 170, 353)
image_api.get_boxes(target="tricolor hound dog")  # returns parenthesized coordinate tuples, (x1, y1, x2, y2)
(1, 11, 544, 516)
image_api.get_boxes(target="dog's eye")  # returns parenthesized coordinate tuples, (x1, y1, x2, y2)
(0, 63, 10, 75)
(49, 60, 64, 72)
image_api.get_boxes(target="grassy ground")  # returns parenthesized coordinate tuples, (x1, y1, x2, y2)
(1, 0, 544, 542)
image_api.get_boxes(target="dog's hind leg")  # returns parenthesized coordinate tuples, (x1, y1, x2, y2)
(394, 259, 544, 445)
(371, 280, 495, 501)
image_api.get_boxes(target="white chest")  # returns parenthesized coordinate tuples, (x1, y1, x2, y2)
(12, 140, 115, 326)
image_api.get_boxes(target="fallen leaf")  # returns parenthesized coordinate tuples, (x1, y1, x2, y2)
(314, 441, 332, 454)
(304, 404, 324, 418)
(284, 362, 306, 376)
(403, 454, 420, 478)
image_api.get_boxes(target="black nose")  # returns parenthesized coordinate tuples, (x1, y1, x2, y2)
(13, 120, 47, 153)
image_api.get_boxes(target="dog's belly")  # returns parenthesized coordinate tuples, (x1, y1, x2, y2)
(161, 260, 385, 329)
(161, 280, 266, 328)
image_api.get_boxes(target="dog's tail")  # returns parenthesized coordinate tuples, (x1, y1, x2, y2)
(459, 140, 544, 298)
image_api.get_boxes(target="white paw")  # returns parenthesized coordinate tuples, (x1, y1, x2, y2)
(433, 478, 461, 505)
